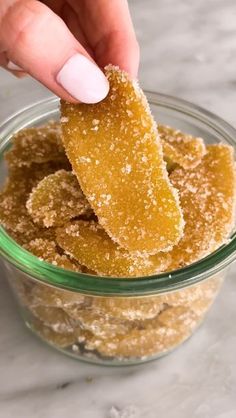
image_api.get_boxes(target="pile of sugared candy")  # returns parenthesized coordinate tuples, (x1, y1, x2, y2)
(1, 65, 235, 360)
(1, 66, 235, 277)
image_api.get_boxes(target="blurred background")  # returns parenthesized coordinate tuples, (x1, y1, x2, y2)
(1, 0, 236, 124)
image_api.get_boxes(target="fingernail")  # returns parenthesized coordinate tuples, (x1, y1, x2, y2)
(7, 61, 23, 71)
(56, 54, 109, 103)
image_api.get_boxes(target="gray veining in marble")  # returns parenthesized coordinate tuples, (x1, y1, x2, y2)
(0, 1, 236, 417)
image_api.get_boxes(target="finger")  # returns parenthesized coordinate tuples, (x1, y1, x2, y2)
(0, 53, 27, 77)
(39, 0, 64, 15)
(0, 0, 109, 103)
(60, 2, 94, 58)
(7, 61, 23, 71)
(69, 0, 140, 77)
(7, 62, 27, 78)
(7, 70, 27, 79)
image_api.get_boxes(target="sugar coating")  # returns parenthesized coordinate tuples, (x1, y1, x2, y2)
(167, 144, 236, 269)
(159, 124, 206, 170)
(14, 264, 223, 358)
(31, 318, 77, 348)
(5, 122, 69, 168)
(17, 273, 223, 357)
(1, 117, 235, 361)
(157, 306, 198, 331)
(158, 275, 223, 316)
(84, 307, 198, 358)
(0, 168, 57, 245)
(65, 307, 133, 339)
(61, 65, 184, 255)
(30, 305, 76, 334)
(26, 170, 92, 227)
(24, 238, 82, 272)
(56, 220, 172, 277)
(29, 281, 87, 308)
(0, 126, 72, 245)
(8, 160, 71, 190)
(31, 317, 94, 348)
(91, 296, 165, 321)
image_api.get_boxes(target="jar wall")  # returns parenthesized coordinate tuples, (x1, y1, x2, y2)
(3, 260, 226, 365)
(1, 95, 236, 365)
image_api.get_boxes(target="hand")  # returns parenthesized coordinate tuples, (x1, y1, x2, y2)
(0, 0, 139, 103)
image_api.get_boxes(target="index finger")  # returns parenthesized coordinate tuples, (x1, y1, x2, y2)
(69, 0, 140, 77)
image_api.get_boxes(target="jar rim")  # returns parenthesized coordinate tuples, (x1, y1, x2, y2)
(0, 94, 236, 296)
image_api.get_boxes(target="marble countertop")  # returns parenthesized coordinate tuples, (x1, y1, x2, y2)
(0, 0, 236, 417)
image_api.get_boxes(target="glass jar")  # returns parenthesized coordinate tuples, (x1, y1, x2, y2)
(0, 94, 236, 366)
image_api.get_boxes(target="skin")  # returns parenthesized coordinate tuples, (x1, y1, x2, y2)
(0, 0, 139, 102)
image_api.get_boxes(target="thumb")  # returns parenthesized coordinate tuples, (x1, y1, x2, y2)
(0, 0, 109, 103)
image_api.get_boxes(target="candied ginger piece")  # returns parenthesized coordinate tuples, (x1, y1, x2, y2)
(65, 307, 132, 339)
(61, 65, 184, 254)
(30, 282, 87, 308)
(0, 169, 56, 245)
(159, 124, 206, 170)
(84, 305, 198, 358)
(56, 220, 171, 277)
(157, 306, 198, 332)
(26, 170, 92, 227)
(168, 144, 236, 269)
(0, 181, 29, 231)
(91, 296, 165, 321)
(85, 316, 196, 358)
(24, 238, 81, 272)
(29, 305, 76, 334)
(0, 161, 70, 227)
(158, 275, 223, 316)
(8, 160, 71, 192)
(4, 221, 54, 247)
(5, 123, 69, 168)
(31, 318, 77, 348)
(0, 189, 53, 245)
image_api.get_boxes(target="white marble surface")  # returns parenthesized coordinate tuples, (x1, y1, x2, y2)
(0, 0, 236, 417)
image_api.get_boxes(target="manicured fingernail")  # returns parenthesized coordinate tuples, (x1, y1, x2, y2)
(56, 54, 109, 103)
(7, 61, 23, 71)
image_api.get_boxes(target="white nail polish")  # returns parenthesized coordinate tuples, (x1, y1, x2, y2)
(56, 54, 109, 103)
(7, 61, 23, 71)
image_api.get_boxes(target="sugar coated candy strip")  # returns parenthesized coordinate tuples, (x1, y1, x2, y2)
(29, 305, 76, 334)
(84, 307, 198, 358)
(8, 161, 71, 193)
(61, 65, 184, 255)
(158, 275, 223, 315)
(91, 296, 165, 321)
(31, 318, 77, 348)
(65, 307, 132, 339)
(156, 306, 198, 333)
(0, 180, 29, 232)
(30, 282, 87, 308)
(0, 185, 54, 245)
(56, 220, 171, 277)
(168, 144, 235, 269)
(83, 305, 198, 358)
(0, 164, 59, 245)
(159, 124, 206, 170)
(26, 170, 92, 227)
(1, 128, 73, 245)
(24, 238, 82, 272)
(5, 123, 69, 168)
